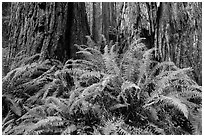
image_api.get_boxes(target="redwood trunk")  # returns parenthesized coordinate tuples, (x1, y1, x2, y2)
(8, 2, 90, 66)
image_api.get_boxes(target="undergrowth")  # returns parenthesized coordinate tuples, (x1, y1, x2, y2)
(2, 36, 202, 135)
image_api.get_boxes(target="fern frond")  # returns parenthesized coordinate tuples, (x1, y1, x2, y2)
(109, 103, 128, 111)
(149, 61, 178, 79)
(26, 116, 64, 135)
(74, 44, 88, 51)
(121, 81, 140, 92)
(19, 105, 47, 122)
(137, 48, 156, 85)
(19, 53, 40, 66)
(145, 106, 159, 121)
(188, 109, 202, 135)
(45, 97, 69, 114)
(129, 38, 146, 51)
(65, 68, 88, 77)
(160, 95, 189, 118)
(80, 71, 104, 80)
(101, 117, 119, 135)
(61, 124, 77, 135)
(102, 49, 120, 75)
(8, 123, 36, 135)
(80, 83, 101, 98)
(85, 35, 96, 48)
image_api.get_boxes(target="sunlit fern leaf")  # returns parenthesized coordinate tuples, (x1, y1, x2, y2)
(102, 47, 120, 75)
(64, 58, 75, 66)
(80, 83, 101, 97)
(143, 94, 160, 108)
(121, 81, 140, 92)
(101, 116, 128, 135)
(8, 123, 36, 135)
(109, 103, 128, 111)
(45, 97, 69, 114)
(61, 124, 77, 135)
(33, 116, 63, 127)
(65, 68, 88, 77)
(29, 126, 64, 135)
(145, 106, 159, 121)
(160, 95, 189, 118)
(79, 71, 104, 81)
(101, 75, 115, 88)
(121, 81, 140, 100)
(26, 116, 64, 135)
(102, 119, 118, 135)
(109, 42, 115, 53)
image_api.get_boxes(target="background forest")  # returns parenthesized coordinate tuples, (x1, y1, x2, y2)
(2, 2, 202, 135)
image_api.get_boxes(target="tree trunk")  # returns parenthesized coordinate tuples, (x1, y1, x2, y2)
(8, 2, 90, 68)
(92, 2, 100, 42)
(102, 2, 110, 41)
(146, 2, 202, 85)
(134, 2, 201, 85)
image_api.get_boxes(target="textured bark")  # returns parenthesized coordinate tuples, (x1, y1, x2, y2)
(8, 2, 90, 64)
(109, 3, 114, 27)
(148, 2, 202, 85)
(92, 2, 100, 42)
(102, 3, 110, 41)
(136, 2, 201, 85)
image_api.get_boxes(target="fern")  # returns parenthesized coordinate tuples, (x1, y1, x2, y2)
(3, 35, 202, 135)
(25, 116, 64, 135)
(161, 95, 189, 118)
(61, 124, 77, 135)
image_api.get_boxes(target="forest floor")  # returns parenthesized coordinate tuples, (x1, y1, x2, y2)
(2, 38, 202, 135)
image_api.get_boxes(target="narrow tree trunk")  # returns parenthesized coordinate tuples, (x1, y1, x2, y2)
(102, 2, 110, 41)
(109, 2, 116, 28)
(92, 2, 100, 42)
